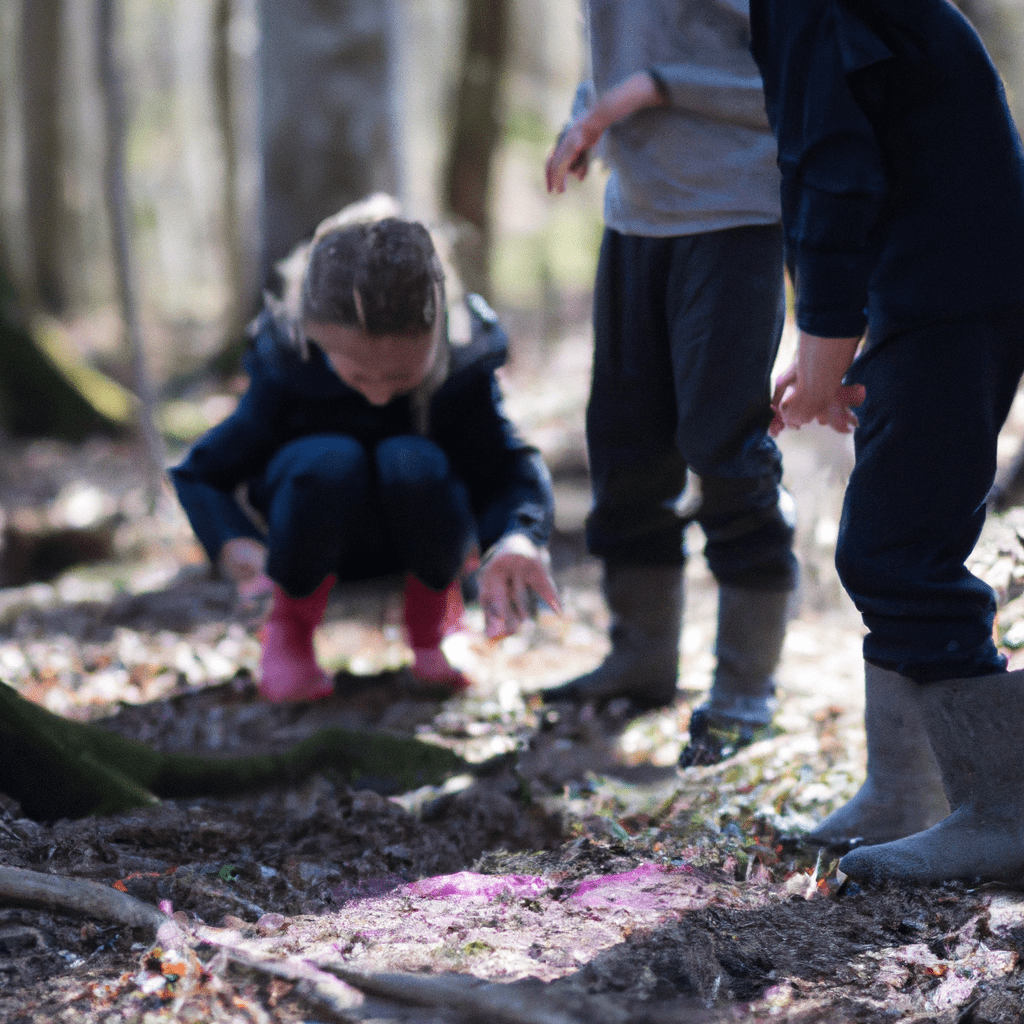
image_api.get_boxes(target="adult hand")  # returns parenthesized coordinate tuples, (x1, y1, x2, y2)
(770, 332, 865, 436)
(477, 534, 562, 640)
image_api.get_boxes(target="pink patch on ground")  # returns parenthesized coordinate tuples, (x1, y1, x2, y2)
(402, 871, 550, 901)
(570, 863, 690, 912)
(331, 863, 699, 918)
(331, 874, 407, 906)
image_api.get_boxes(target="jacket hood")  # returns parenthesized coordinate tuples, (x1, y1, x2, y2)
(245, 293, 509, 429)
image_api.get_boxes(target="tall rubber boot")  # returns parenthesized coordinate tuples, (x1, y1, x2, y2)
(540, 562, 683, 709)
(259, 574, 335, 702)
(680, 585, 790, 766)
(805, 664, 948, 850)
(403, 574, 471, 694)
(840, 669, 1024, 885)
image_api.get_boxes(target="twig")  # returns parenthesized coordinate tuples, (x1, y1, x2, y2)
(321, 964, 603, 1024)
(188, 879, 267, 921)
(207, 945, 364, 1024)
(0, 865, 168, 935)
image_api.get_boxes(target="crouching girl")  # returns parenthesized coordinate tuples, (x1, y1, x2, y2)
(171, 196, 559, 701)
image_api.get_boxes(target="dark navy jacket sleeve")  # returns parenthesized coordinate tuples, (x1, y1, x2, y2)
(169, 354, 287, 563)
(433, 372, 553, 553)
(431, 310, 554, 554)
(750, 0, 892, 338)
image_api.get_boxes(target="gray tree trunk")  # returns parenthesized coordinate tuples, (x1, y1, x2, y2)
(212, 0, 263, 342)
(98, 0, 166, 497)
(257, 0, 399, 279)
(442, 0, 511, 299)
(22, 0, 67, 314)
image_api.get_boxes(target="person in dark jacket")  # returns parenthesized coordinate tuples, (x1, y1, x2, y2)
(171, 195, 559, 702)
(750, 0, 1024, 884)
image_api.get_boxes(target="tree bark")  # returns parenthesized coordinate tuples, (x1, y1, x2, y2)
(21, 0, 66, 314)
(97, 0, 166, 501)
(442, 0, 511, 299)
(0, 270, 123, 440)
(212, 0, 262, 346)
(257, 0, 398, 279)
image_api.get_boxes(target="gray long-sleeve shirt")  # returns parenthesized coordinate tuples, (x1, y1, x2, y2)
(580, 0, 781, 237)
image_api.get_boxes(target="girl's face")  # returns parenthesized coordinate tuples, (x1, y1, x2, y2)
(304, 321, 438, 406)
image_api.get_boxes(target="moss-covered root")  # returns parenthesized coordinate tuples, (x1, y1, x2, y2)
(0, 681, 160, 820)
(150, 727, 471, 798)
(0, 681, 473, 820)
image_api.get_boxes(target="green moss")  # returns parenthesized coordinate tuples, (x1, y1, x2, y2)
(0, 681, 473, 820)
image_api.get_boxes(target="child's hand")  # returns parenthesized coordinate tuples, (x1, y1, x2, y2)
(547, 73, 667, 195)
(545, 120, 596, 194)
(219, 538, 274, 624)
(219, 537, 269, 587)
(770, 332, 865, 436)
(478, 534, 562, 640)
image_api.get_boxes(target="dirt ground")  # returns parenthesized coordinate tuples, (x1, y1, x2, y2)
(3, 326, 1024, 1023)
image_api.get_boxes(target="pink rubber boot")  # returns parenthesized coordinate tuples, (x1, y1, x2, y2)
(258, 575, 336, 702)
(403, 574, 471, 693)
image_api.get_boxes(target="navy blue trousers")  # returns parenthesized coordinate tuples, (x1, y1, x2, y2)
(248, 435, 476, 597)
(585, 225, 798, 591)
(838, 311, 1024, 681)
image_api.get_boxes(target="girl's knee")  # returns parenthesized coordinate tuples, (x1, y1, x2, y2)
(376, 435, 449, 486)
(267, 436, 371, 503)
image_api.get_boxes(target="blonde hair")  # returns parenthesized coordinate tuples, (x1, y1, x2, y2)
(263, 195, 455, 432)
(264, 194, 448, 353)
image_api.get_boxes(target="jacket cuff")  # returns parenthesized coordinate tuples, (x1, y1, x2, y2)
(793, 249, 870, 338)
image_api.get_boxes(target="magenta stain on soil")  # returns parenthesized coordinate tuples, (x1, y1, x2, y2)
(331, 863, 696, 914)
(569, 862, 690, 911)
(332, 862, 693, 910)
(401, 870, 551, 901)
(331, 873, 407, 905)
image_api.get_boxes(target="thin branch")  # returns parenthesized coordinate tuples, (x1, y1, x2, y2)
(322, 964, 596, 1024)
(0, 865, 168, 934)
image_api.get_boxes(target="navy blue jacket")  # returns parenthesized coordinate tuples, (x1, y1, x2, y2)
(171, 299, 555, 567)
(749, 0, 1024, 340)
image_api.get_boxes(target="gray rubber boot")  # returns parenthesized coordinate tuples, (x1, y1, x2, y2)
(840, 669, 1024, 885)
(540, 562, 683, 709)
(679, 585, 790, 766)
(806, 664, 948, 850)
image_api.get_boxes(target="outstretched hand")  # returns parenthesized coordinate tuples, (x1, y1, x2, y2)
(770, 332, 865, 436)
(477, 534, 562, 640)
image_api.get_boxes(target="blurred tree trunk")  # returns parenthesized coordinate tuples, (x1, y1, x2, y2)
(442, 0, 511, 299)
(0, 270, 122, 441)
(257, 0, 398, 280)
(22, 0, 67, 314)
(98, 0, 165, 494)
(213, 0, 262, 346)
(0, 2, 122, 442)
(213, 0, 246, 341)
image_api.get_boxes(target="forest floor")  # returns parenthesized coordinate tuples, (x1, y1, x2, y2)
(3, 323, 1024, 1022)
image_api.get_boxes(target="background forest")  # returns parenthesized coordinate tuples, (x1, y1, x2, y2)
(0, 0, 1023, 449)
(0, 0, 611, 452)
